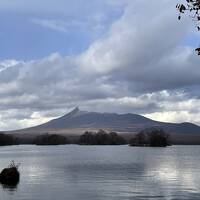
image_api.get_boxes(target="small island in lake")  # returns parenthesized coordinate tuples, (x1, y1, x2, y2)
(129, 129, 170, 147)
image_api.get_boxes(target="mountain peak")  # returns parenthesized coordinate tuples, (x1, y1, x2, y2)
(72, 106, 80, 113)
(64, 106, 88, 118)
(68, 107, 80, 116)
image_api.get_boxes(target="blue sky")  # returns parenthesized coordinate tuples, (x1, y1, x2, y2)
(0, 0, 124, 60)
(0, 0, 200, 130)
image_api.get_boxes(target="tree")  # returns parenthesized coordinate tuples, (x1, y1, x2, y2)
(78, 130, 126, 145)
(34, 133, 69, 145)
(129, 132, 147, 146)
(0, 133, 16, 146)
(176, 0, 200, 55)
(129, 128, 170, 147)
(147, 129, 170, 147)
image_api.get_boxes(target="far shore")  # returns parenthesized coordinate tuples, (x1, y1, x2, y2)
(1, 128, 200, 146)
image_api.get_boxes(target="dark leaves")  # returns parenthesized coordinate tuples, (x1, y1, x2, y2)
(195, 47, 200, 55)
(176, 4, 186, 13)
(177, 0, 200, 55)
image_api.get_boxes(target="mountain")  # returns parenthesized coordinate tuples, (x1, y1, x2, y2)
(12, 107, 200, 134)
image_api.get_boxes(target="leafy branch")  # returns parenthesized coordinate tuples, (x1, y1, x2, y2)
(176, 0, 200, 55)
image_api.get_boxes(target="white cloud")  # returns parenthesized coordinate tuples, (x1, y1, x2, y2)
(144, 111, 200, 125)
(32, 19, 69, 33)
(31, 17, 107, 34)
(0, 0, 200, 130)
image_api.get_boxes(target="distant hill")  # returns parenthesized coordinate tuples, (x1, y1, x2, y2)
(9, 107, 200, 144)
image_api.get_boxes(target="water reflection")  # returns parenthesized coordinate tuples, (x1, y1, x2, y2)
(66, 162, 147, 180)
(1, 183, 18, 190)
(0, 182, 18, 196)
(0, 145, 200, 200)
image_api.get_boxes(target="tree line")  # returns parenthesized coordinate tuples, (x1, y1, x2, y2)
(78, 129, 126, 145)
(0, 129, 170, 147)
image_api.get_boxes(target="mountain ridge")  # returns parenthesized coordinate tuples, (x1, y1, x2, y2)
(11, 107, 200, 136)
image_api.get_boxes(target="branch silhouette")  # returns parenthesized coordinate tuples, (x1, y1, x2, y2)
(176, 0, 200, 55)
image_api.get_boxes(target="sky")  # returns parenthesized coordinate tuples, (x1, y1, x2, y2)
(0, 0, 200, 130)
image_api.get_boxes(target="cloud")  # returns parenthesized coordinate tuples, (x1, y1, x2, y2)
(31, 18, 107, 34)
(0, 0, 126, 16)
(76, 0, 198, 93)
(32, 19, 70, 33)
(0, 0, 200, 130)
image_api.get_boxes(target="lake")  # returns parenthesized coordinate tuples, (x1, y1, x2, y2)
(0, 145, 200, 200)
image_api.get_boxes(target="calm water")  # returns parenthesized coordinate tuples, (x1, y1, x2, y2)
(0, 145, 200, 200)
